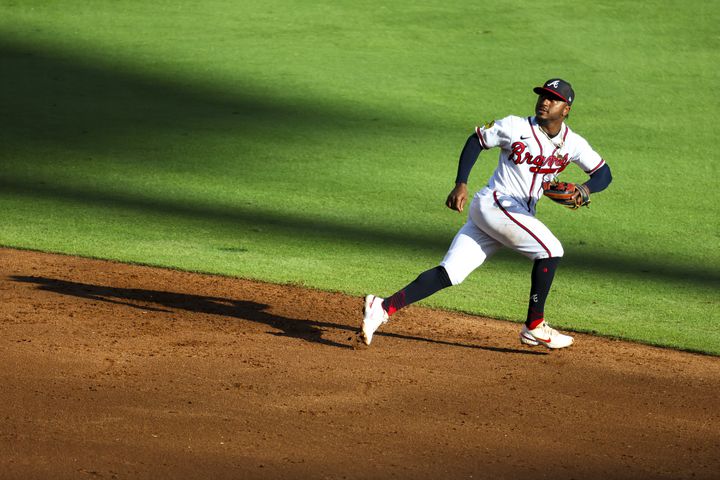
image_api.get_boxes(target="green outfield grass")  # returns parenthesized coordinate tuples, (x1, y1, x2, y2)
(1, 0, 718, 353)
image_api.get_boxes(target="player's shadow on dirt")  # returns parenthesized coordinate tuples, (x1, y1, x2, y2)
(11, 276, 545, 355)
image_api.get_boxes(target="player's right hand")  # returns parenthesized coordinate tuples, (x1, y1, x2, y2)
(446, 183, 468, 213)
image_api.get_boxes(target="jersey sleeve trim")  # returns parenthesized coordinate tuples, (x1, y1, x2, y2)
(585, 158, 606, 175)
(475, 126, 489, 149)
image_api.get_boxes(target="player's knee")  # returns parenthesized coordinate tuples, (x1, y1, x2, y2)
(546, 239, 563, 258)
(532, 243, 563, 260)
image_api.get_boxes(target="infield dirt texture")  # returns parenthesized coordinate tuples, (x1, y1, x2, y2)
(1, 248, 718, 479)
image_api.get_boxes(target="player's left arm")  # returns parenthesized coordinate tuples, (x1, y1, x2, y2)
(582, 163, 612, 193)
(570, 134, 612, 203)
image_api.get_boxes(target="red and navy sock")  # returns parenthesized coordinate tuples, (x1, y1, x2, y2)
(525, 257, 561, 329)
(382, 266, 452, 316)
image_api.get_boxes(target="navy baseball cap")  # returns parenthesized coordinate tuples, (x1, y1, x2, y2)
(533, 78, 575, 105)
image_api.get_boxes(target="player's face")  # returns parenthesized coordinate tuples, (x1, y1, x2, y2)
(535, 93, 570, 123)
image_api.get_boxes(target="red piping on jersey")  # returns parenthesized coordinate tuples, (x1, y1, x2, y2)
(493, 191, 552, 257)
(586, 158, 605, 175)
(528, 117, 544, 153)
(475, 126, 489, 149)
(527, 117, 545, 209)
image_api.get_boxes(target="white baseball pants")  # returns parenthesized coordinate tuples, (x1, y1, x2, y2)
(440, 189, 563, 285)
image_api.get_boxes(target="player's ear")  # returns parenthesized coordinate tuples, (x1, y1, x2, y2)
(563, 104, 571, 118)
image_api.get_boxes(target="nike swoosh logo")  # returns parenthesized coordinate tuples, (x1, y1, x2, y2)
(520, 135, 531, 140)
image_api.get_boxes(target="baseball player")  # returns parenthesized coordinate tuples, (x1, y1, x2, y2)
(361, 78, 612, 348)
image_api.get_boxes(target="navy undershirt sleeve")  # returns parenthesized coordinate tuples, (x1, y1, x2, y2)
(455, 134, 483, 184)
(583, 163, 612, 193)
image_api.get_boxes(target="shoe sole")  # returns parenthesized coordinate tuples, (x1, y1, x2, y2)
(520, 332, 540, 347)
(520, 332, 573, 349)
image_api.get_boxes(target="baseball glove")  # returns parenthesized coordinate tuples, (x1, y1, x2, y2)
(541, 181, 591, 209)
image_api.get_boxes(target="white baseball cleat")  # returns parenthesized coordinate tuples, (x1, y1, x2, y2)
(360, 294, 388, 346)
(520, 321, 573, 349)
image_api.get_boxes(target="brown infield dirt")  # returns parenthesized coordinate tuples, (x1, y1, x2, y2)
(1, 247, 718, 480)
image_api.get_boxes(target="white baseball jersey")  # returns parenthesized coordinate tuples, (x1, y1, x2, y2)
(475, 115, 605, 212)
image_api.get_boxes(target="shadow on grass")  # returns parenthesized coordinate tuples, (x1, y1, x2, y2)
(11, 275, 545, 355)
(0, 35, 422, 156)
(4, 177, 718, 288)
